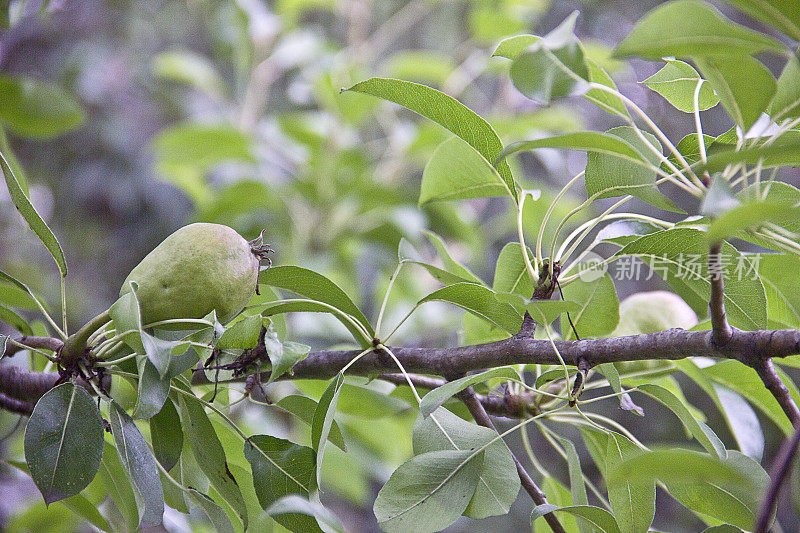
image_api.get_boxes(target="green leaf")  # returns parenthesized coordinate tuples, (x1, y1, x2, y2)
(259, 266, 373, 339)
(265, 494, 344, 533)
(97, 442, 140, 531)
(149, 397, 183, 471)
(260, 300, 369, 345)
(398, 238, 477, 287)
(695, 55, 776, 131)
(501, 131, 645, 163)
(266, 340, 309, 385)
(275, 395, 346, 451)
(153, 122, 254, 170)
(0, 333, 7, 357)
(770, 51, 800, 119)
(185, 488, 236, 533)
(585, 58, 628, 117)
(556, 436, 589, 510)
(616, 228, 768, 330)
(699, 135, 800, 173)
(637, 384, 726, 459)
(706, 201, 800, 244)
(177, 392, 248, 529)
(152, 50, 225, 98)
(614, 0, 787, 59)
(419, 367, 519, 417)
(420, 136, 511, 204)
(373, 449, 485, 533)
(423, 231, 484, 285)
(509, 12, 590, 105)
(0, 303, 33, 335)
(493, 242, 535, 297)
(244, 435, 316, 510)
(345, 77, 517, 203)
(108, 402, 164, 527)
(493, 35, 540, 60)
(216, 315, 263, 349)
(531, 504, 621, 533)
(585, 127, 683, 213)
(0, 74, 85, 138)
(701, 174, 740, 217)
(419, 283, 522, 334)
(311, 373, 344, 487)
(24, 383, 104, 504)
(721, 0, 800, 41)
(641, 59, 719, 112)
(609, 449, 767, 530)
(414, 408, 520, 519)
(526, 300, 581, 326)
(559, 273, 619, 340)
(702, 360, 798, 435)
(1, 151, 67, 277)
(605, 433, 655, 533)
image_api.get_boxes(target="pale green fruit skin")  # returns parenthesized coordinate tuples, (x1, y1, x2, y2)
(612, 291, 698, 336)
(121, 223, 259, 325)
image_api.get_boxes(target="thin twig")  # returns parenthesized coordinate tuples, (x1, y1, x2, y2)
(708, 242, 733, 348)
(457, 384, 566, 533)
(755, 424, 800, 533)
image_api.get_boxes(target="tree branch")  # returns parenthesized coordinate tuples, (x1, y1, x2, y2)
(457, 384, 566, 533)
(708, 243, 733, 347)
(755, 424, 800, 533)
(0, 391, 34, 416)
(2, 335, 63, 358)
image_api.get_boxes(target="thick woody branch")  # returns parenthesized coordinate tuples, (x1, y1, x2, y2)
(457, 384, 566, 533)
(748, 358, 800, 425)
(0, 364, 60, 402)
(2, 335, 63, 357)
(708, 243, 733, 348)
(0, 392, 34, 416)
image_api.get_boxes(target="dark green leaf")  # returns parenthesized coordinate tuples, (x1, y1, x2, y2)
(149, 397, 183, 471)
(244, 435, 316, 509)
(108, 402, 164, 527)
(1, 151, 67, 277)
(721, 0, 800, 41)
(419, 367, 518, 417)
(24, 383, 104, 504)
(585, 127, 683, 213)
(614, 0, 786, 59)
(642, 59, 719, 112)
(311, 373, 344, 487)
(345, 77, 517, 203)
(185, 488, 236, 533)
(414, 408, 519, 518)
(0, 75, 85, 138)
(0, 303, 33, 335)
(374, 449, 485, 533)
(97, 442, 140, 531)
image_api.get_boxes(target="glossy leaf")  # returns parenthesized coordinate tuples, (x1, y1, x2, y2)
(501, 131, 644, 163)
(419, 282, 522, 334)
(108, 402, 164, 527)
(493, 242, 535, 297)
(0, 74, 85, 138)
(641, 59, 719, 112)
(419, 367, 518, 417)
(149, 397, 183, 471)
(373, 448, 485, 533)
(526, 300, 581, 326)
(614, 0, 786, 59)
(311, 373, 344, 487)
(1, 151, 67, 277)
(420, 136, 511, 204)
(414, 408, 519, 519)
(244, 435, 316, 509)
(345, 77, 517, 203)
(585, 127, 683, 213)
(259, 266, 373, 338)
(24, 383, 104, 504)
(605, 432, 655, 533)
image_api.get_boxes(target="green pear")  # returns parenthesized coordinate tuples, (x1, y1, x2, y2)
(612, 290, 698, 336)
(121, 223, 264, 325)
